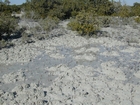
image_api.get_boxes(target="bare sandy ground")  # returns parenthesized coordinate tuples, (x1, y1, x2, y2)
(0, 21, 140, 105)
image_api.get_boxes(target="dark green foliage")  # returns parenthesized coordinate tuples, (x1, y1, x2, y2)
(0, 14, 18, 40)
(0, 4, 20, 49)
(68, 11, 100, 36)
(118, 5, 130, 18)
(131, 3, 140, 16)
(94, 1, 111, 15)
(131, 3, 140, 23)
(0, 3, 20, 15)
(22, 0, 115, 19)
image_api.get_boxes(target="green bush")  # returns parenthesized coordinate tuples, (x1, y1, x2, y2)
(134, 17, 140, 23)
(118, 5, 130, 18)
(23, 0, 115, 20)
(38, 16, 59, 32)
(0, 14, 18, 49)
(68, 11, 100, 36)
(131, 3, 140, 16)
(0, 15, 18, 40)
(47, 8, 65, 20)
(97, 16, 111, 27)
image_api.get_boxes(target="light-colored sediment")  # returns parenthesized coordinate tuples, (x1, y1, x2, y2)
(0, 21, 140, 105)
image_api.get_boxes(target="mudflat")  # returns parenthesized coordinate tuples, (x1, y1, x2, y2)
(0, 21, 140, 105)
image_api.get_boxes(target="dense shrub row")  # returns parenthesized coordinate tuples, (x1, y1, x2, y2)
(21, 0, 140, 37)
(22, 0, 115, 19)
(0, 0, 140, 49)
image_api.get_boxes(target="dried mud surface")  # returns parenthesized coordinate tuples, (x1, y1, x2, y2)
(0, 21, 140, 105)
